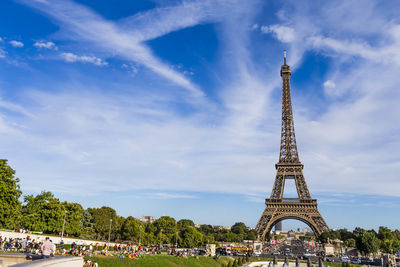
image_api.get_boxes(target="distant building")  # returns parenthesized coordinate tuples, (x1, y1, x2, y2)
(195, 224, 231, 230)
(275, 221, 282, 231)
(139, 216, 156, 223)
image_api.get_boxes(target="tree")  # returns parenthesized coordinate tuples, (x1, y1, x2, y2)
(179, 226, 203, 248)
(199, 224, 214, 235)
(154, 216, 177, 244)
(121, 216, 144, 242)
(154, 216, 177, 235)
(21, 191, 64, 233)
(177, 219, 194, 230)
(231, 222, 247, 235)
(356, 231, 379, 255)
(378, 226, 394, 241)
(246, 229, 257, 240)
(89, 206, 117, 240)
(62, 201, 84, 236)
(0, 160, 22, 229)
(381, 239, 393, 254)
(345, 238, 356, 248)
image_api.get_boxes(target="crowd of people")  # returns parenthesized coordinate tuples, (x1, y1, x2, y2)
(0, 235, 55, 255)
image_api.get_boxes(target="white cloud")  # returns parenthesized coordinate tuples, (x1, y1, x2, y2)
(323, 80, 342, 97)
(61, 52, 107, 66)
(323, 80, 335, 89)
(20, 0, 230, 97)
(121, 63, 138, 75)
(9, 40, 24, 48)
(0, 48, 6, 58)
(261, 24, 295, 43)
(34, 41, 57, 49)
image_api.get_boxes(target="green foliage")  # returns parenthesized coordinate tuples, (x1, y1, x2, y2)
(20, 191, 83, 236)
(62, 201, 84, 236)
(0, 160, 22, 229)
(22, 191, 64, 233)
(246, 229, 257, 240)
(344, 238, 356, 248)
(356, 230, 379, 254)
(178, 219, 195, 229)
(179, 226, 203, 248)
(154, 216, 177, 235)
(121, 216, 144, 242)
(231, 222, 247, 235)
(89, 206, 117, 240)
(154, 216, 177, 244)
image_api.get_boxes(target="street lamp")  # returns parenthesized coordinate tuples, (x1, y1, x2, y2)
(107, 218, 113, 251)
(61, 210, 68, 242)
(175, 231, 178, 248)
(139, 225, 142, 247)
(160, 229, 163, 251)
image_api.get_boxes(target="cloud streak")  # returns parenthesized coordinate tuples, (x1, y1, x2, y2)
(19, 0, 207, 96)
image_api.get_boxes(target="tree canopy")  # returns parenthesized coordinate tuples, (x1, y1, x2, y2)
(0, 160, 22, 229)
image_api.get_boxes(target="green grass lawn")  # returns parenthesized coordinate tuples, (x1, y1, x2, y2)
(84, 255, 234, 267)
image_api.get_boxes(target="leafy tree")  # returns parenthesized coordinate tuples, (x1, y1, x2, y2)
(154, 216, 177, 235)
(177, 219, 194, 229)
(179, 226, 203, 248)
(0, 160, 22, 229)
(199, 224, 214, 235)
(344, 238, 356, 248)
(121, 216, 144, 242)
(154, 216, 177, 244)
(144, 232, 156, 246)
(231, 222, 247, 235)
(204, 234, 215, 245)
(82, 209, 93, 228)
(21, 191, 64, 233)
(89, 206, 117, 240)
(62, 201, 83, 236)
(145, 222, 156, 234)
(246, 229, 257, 240)
(378, 226, 394, 241)
(381, 239, 393, 253)
(356, 231, 379, 254)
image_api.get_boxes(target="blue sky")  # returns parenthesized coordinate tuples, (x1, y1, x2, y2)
(0, 0, 400, 231)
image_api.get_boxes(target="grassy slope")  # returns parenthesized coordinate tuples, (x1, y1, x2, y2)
(84, 255, 233, 267)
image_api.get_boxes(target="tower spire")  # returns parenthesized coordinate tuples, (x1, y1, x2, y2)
(279, 51, 299, 164)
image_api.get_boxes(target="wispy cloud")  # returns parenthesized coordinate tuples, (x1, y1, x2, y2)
(9, 40, 24, 48)
(34, 41, 57, 50)
(19, 0, 215, 96)
(0, 48, 6, 58)
(261, 24, 296, 43)
(61, 52, 107, 66)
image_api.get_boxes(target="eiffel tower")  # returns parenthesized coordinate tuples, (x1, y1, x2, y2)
(255, 51, 329, 239)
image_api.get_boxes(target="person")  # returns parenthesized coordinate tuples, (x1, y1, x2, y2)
(50, 240, 56, 257)
(41, 237, 53, 258)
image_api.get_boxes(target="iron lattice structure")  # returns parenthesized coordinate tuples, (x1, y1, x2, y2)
(255, 52, 329, 239)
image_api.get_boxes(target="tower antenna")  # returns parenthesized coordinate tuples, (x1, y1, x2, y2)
(283, 50, 287, 65)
